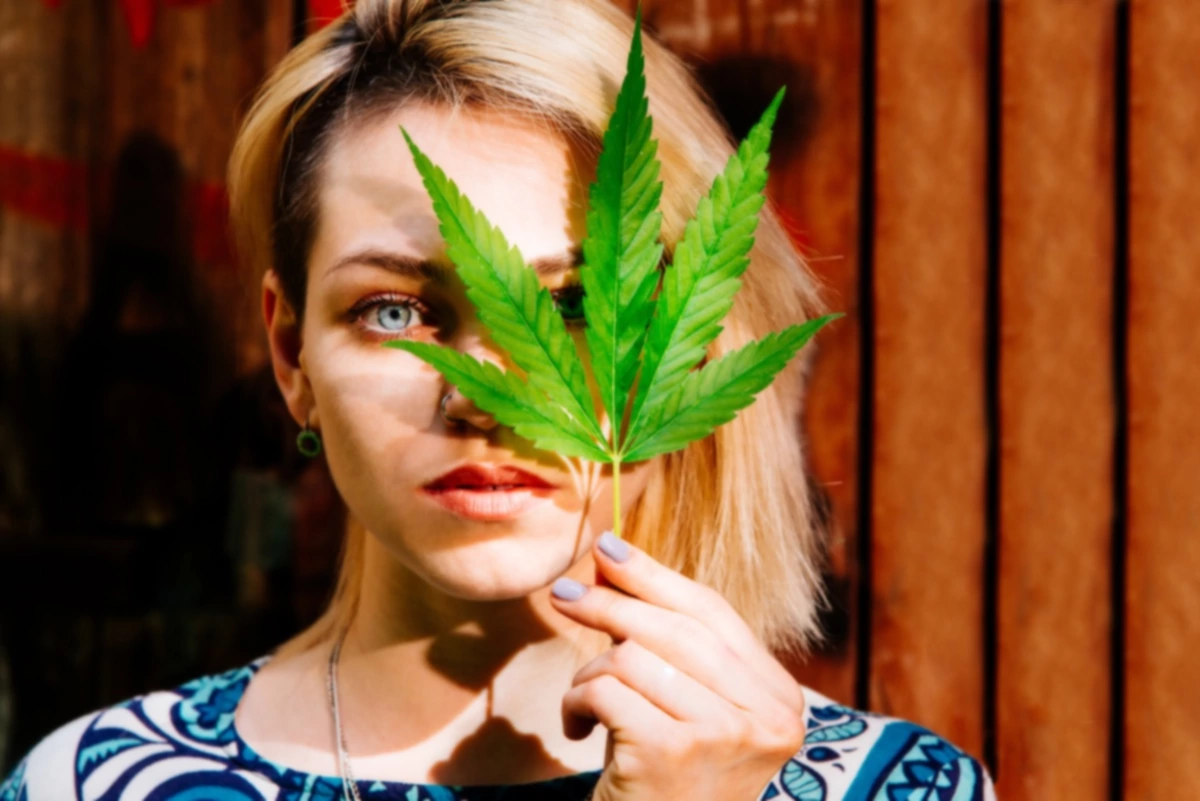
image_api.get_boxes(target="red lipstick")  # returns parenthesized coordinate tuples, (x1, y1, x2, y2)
(420, 463, 558, 521)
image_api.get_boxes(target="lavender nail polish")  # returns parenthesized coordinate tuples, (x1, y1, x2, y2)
(598, 531, 630, 563)
(552, 577, 588, 600)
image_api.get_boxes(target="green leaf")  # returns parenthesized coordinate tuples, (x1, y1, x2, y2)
(621, 86, 787, 458)
(384, 340, 609, 462)
(400, 127, 606, 446)
(622, 313, 843, 463)
(579, 8, 664, 450)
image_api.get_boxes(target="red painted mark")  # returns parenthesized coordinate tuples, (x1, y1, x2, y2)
(0, 144, 236, 269)
(39, 0, 221, 49)
(0, 146, 92, 229)
(310, 0, 350, 31)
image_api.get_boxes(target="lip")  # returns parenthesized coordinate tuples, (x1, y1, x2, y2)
(420, 463, 558, 522)
(424, 463, 558, 490)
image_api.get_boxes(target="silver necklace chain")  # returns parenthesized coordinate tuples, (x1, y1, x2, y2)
(327, 625, 363, 801)
(327, 624, 600, 801)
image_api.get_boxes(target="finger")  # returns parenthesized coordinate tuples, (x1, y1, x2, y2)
(591, 532, 805, 711)
(551, 578, 786, 717)
(571, 638, 743, 726)
(562, 672, 679, 744)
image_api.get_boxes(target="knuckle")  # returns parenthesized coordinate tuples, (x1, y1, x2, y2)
(759, 710, 806, 754)
(609, 641, 640, 675)
(586, 673, 621, 704)
(729, 715, 756, 749)
(789, 684, 808, 717)
(580, 678, 602, 705)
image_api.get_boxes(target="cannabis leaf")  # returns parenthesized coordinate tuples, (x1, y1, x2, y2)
(384, 9, 843, 538)
(620, 85, 785, 457)
(396, 126, 606, 447)
(387, 340, 610, 463)
(579, 6, 664, 452)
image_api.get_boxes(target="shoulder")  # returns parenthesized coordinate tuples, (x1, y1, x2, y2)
(757, 687, 998, 801)
(1, 656, 273, 801)
(1, 707, 96, 801)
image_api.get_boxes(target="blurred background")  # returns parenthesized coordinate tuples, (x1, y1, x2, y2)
(0, 1, 1196, 799)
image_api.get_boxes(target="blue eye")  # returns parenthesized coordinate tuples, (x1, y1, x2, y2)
(374, 303, 415, 331)
(348, 294, 432, 339)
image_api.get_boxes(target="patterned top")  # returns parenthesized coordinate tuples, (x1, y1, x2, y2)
(0, 653, 997, 800)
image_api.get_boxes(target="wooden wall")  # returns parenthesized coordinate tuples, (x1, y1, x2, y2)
(2, 1, 1198, 797)
(0, 0, 299, 769)
(622, 0, 1200, 798)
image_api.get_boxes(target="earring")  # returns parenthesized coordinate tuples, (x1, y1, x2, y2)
(297, 418, 322, 457)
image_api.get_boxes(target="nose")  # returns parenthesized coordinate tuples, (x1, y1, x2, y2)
(439, 326, 506, 432)
(440, 385, 497, 431)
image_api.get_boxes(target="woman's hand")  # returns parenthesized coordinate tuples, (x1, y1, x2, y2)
(549, 531, 808, 801)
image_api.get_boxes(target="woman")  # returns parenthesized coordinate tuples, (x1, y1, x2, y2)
(1, 1, 996, 799)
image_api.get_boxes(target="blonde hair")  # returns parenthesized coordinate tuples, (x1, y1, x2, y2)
(228, 0, 834, 661)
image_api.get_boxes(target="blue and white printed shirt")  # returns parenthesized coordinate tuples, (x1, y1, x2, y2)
(1, 653, 997, 800)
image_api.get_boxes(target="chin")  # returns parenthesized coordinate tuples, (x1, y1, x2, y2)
(415, 540, 583, 601)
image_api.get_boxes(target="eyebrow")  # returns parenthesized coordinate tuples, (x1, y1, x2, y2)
(324, 245, 583, 285)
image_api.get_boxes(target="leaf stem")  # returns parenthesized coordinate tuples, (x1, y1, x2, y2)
(612, 457, 622, 539)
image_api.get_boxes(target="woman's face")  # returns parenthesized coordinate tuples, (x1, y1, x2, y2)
(270, 100, 656, 600)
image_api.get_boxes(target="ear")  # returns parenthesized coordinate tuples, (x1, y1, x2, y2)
(262, 269, 316, 428)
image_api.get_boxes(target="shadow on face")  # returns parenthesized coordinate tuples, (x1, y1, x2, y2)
(266, 99, 660, 611)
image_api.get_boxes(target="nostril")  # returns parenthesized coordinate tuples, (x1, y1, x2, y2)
(440, 388, 497, 431)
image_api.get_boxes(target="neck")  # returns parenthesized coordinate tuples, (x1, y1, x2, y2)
(327, 531, 610, 785)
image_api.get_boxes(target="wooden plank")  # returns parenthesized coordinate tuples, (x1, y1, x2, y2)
(641, 0, 745, 61)
(870, 0, 988, 757)
(996, 2, 1115, 799)
(0, 0, 99, 319)
(1126, 1, 1200, 797)
(100, 0, 291, 378)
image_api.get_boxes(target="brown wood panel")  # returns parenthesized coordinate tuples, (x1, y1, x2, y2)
(871, 0, 988, 758)
(642, 0, 744, 61)
(996, 3, 1116, 799)
(101, 0, 292, 377)
(0, 0, 101, 321)
(1126, 1, 1200, 798)
(1, 1, 296, 761)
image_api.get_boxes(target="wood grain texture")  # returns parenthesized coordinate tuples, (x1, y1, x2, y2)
(1126, 1, 1200, 798)
(0, 0, 101, 320)
(99, 0, 290, 374)
(870, 0, 988, 757)
(996, 3, 1115, 799)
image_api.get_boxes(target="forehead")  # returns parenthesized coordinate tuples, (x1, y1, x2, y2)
(314, 101, 590, 262)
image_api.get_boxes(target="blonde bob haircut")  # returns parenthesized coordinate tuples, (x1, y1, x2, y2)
(228, 0, 835, 661)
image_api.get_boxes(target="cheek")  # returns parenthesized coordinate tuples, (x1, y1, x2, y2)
(304, 340, 445, 476)
(306, 332, 443, 424)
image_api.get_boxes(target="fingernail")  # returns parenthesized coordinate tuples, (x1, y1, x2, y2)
(552, 577, 588, 601)
(598, 531, 631, 563)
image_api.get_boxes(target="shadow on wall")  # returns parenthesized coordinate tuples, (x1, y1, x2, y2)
(0, 131, 344, 772)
